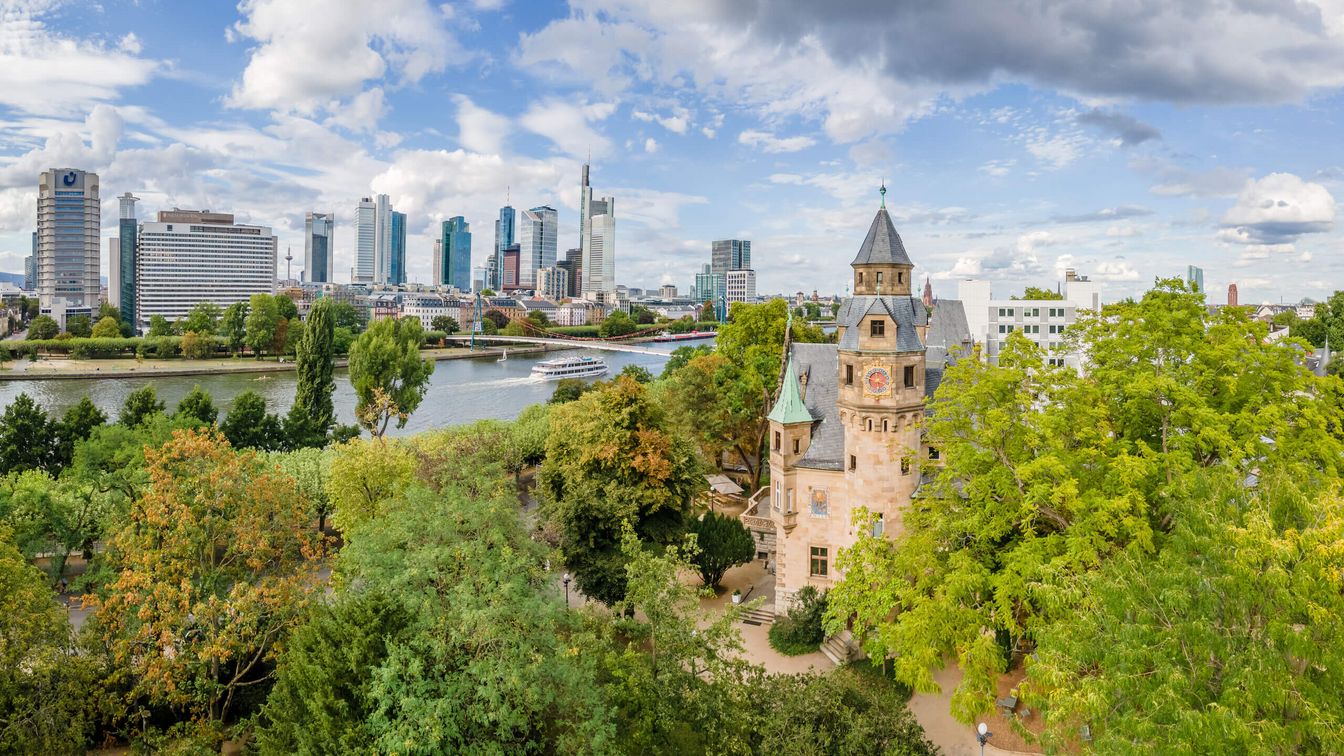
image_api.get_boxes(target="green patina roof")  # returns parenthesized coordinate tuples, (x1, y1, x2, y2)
(768, 357, 814, 425)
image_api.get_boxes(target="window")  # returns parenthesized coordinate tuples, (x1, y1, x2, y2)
(857, 272, 864, 284)
(928, 446, 940, 460)
(1025, 308, 1040, 318)
(1048, 357, 1066, 367)
(866, 418, 873, 431)
(872, 513, 885, 538)
(773, 480, 781, 511)
(845, 364, 853, 385)
(898, 272, 904, 284)
(875, 271, 884, 286)
(882, 419, 888, 432)
(904, 365, 915, 388)
(774, 431, 781, 451)
(849, 455, 856, 471)
(810, 546, 829, 577)
(792, 438, 800, 454)
(870, 319, 886, 337)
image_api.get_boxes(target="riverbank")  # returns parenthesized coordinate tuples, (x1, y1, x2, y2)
(0, 345, 558, 381)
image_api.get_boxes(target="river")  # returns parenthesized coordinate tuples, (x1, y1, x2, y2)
(0, 345, 690, 436)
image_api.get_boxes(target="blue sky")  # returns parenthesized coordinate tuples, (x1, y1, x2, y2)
(2, 0, 1343, 304)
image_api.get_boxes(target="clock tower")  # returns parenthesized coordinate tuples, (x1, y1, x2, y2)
(834, 187, 928, 540)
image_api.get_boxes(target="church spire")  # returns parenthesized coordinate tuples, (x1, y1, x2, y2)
(922, 276, 933, 309)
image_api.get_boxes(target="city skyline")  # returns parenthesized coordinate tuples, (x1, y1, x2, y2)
(1, 2, 1343, 303)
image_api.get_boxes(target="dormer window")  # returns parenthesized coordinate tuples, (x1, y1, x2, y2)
(870, 319, 886, 337)
(857, 272, 864, 284)
(876, 272, 884, 286)
(898, 272, 903, 284)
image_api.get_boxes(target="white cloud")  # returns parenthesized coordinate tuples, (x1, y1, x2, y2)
(738, 129, 816, 154)
(227, 0, 464, 114)
(979, 159, 1015, 177)
(1026, 132, 1085, 169)
(454, 95, 511, 154)
(519, 99, 614, 158)
(643, 137, 659, 153)
(1221, 172, 1336, 244)
(324, 87, 388, 134)
(0, 3, 161, 116)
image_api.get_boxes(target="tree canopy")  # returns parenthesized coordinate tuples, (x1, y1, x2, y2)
(347, 317, 435, 436)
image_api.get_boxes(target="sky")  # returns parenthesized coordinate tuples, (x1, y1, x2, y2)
(2, 0, 1343, 305)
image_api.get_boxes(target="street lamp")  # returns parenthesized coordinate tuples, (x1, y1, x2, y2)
(976, 722, 992, 755)
(562, 572, 571, 608)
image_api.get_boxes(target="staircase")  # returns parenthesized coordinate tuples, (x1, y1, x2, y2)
(739, 603, 776, 626)
(820, 631, 857, 666)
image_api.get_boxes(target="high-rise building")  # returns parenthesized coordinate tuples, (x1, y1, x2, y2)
(389, 210, 406, 285)
(23, 232, 35, 291)
(1186, 264, 1204, 293)
(660, 284, 678, 299)
(37, 168, 100, 322)
(579, 163, 616, 300)
(432, 239, 443, 286)
(304, 212, 334, 283)
(372, 195, 393, 284)
(471, 266, 487, 292)
(712, 239, 751, 273)
(354, 197, 376, 283)
(726, 269, 757, 303)
(557, 248, 582, 298)
(115, 193, 138, 328)
(694, 264, 725, 308)
(440, 216, 471, 291)
(494, 205, 515, 290)
(106, 238, 119, 307)
(136, 210, 276, 326)
(502, 244, 521, 291)
(517, 206, 557, 288)
(1228, 282, 1239, 307)
(539, 266, 569, 300)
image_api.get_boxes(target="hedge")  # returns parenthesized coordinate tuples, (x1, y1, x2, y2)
(0, 335, 230, 359)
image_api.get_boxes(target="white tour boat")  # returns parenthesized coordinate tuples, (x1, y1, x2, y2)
(531, 355, 609, 380)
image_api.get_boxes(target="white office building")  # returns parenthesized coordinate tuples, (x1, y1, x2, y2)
(957, 270, 1101, 370)
(726, 269, 757, 304)
(353, 197, 376, 283)
(136, 210, 276, 327)
(37, 168, 101, 325)
(517, 205, 557, 288)
(579, 163, 616, 301)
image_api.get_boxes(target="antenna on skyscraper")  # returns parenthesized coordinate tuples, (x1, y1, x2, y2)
(506, 185, 510, 205)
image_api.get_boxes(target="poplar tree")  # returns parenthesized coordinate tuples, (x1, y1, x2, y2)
(287, 298, 335, 448)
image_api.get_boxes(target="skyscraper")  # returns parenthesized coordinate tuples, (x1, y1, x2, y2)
(1186, 264, 1204, 293)
(373, 194, 393, 284)
(517, 205, 557, 288)
(557, 248, 582, 298)
(502, 244, 521, 290)
(1228, 282, 1239, 307)
(354, 197, 376, 283)
(390, 210, 406, 285)
(494, 205, 515, 290)
(23, 232, 35, 291)
(712, 240, 751, 273)
(440, 216, 472, 291)
(116, 192, 138, 328)
(579, 163, 616, 301)
(136, 210, 276, 325)
(37, 168, 100, 322)
(304, 212, 334, 283)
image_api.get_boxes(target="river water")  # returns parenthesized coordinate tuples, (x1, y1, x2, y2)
(0, 346, 687, 436)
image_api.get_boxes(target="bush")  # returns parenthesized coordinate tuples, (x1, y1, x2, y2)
(547, 325, 600, 338)
(768, 585, 828, 656)
(421, 330, 447, 346)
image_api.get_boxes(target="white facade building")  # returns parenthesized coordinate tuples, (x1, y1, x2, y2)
(958, 272, 1102, 370)
(725, 269, 757, 304)
(556, 302, 590, 326)
(106, 237, 120, 306)
(136, 210, 276, 327)
(538, 266, 569, 301)
(372, 194, 392, 285)
(353, 197, 376, 283)
(579, 163, 616, 301)
(402, 294, 469, 330)
(37, 168, 101, 322)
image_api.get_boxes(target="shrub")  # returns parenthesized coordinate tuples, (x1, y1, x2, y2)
(768, 585, 828, 656)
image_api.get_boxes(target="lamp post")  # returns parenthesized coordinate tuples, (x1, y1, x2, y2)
(976, 722, 992, 756)
(562, 572, 571, 608)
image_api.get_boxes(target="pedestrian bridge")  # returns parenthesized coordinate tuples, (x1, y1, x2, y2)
(441, 334, 677, 356)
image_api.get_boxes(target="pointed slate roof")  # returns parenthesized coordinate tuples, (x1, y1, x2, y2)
(767, 356, 814, 425)
(851, 206, 912, 267)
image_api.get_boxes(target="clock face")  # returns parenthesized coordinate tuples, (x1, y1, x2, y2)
(864, 366, 891, 395)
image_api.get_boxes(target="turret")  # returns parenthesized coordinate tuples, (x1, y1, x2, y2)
(850, 185, 914, 296)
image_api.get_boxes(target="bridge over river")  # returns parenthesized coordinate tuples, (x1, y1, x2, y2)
(442, 334, 690, 357)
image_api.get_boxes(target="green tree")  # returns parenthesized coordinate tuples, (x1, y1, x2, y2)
(549, 377, 594, 404)
(618, 364, 655, 384)
(749, 669, 938, 755)
(630, 305, 656, 325)
(222, 300, 249, 355)
(90, 315, 121, 338)
(1012, 286, 1064, 300)
(265, 446, 332, 533)
(666, 316, 697, 334)
(324, 438, 414, 534)
(328, 300, 365, 332)
(180, 330, 212, 359)
(275, 295, 299, 321)
(53, 396, 107, 471)
(246, 293, 281, 358)
(147, 313, 173, 337)
(0, 394, 55, 473)
(287, 298, 336, 448)
(430, 314, 458, 333)
(526, 309, 551, 327)
(255, 592, 412, 755)
(219, 391, 286, 451)
(598, 309, 638, 338)
(659, 344, 712, 378)
(26, 315, 58, 340)
(182, 301, 221, 335)
(827, 280, 1344, 720)
(0, 525, 94, 753)
(65, 313, 92, 337)
(175, 385, 218, 425)
(502, 319, 528, 336)
(333, 326, 355, 355)
(767, 585, 828, 656)
(347, 316, 435, 436)
(0, 470, 103, 582)
(688, 510, 755, 588)
(540, 376, 701, 604)
(483, 309, 509, 330)
(93, 430, 322, 730)
(119, 385, 165, 427)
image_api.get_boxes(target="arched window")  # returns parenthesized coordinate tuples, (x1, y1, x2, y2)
(882, 419, 889, 432)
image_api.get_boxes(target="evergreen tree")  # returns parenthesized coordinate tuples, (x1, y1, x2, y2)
(287, 299, 336, 448)
(688, 510, 756, 588)
(119, 385, 165, 427)
(220, 391, 286, 450)
(0, 394, 54, 473)
(175, 385, 218, 426)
